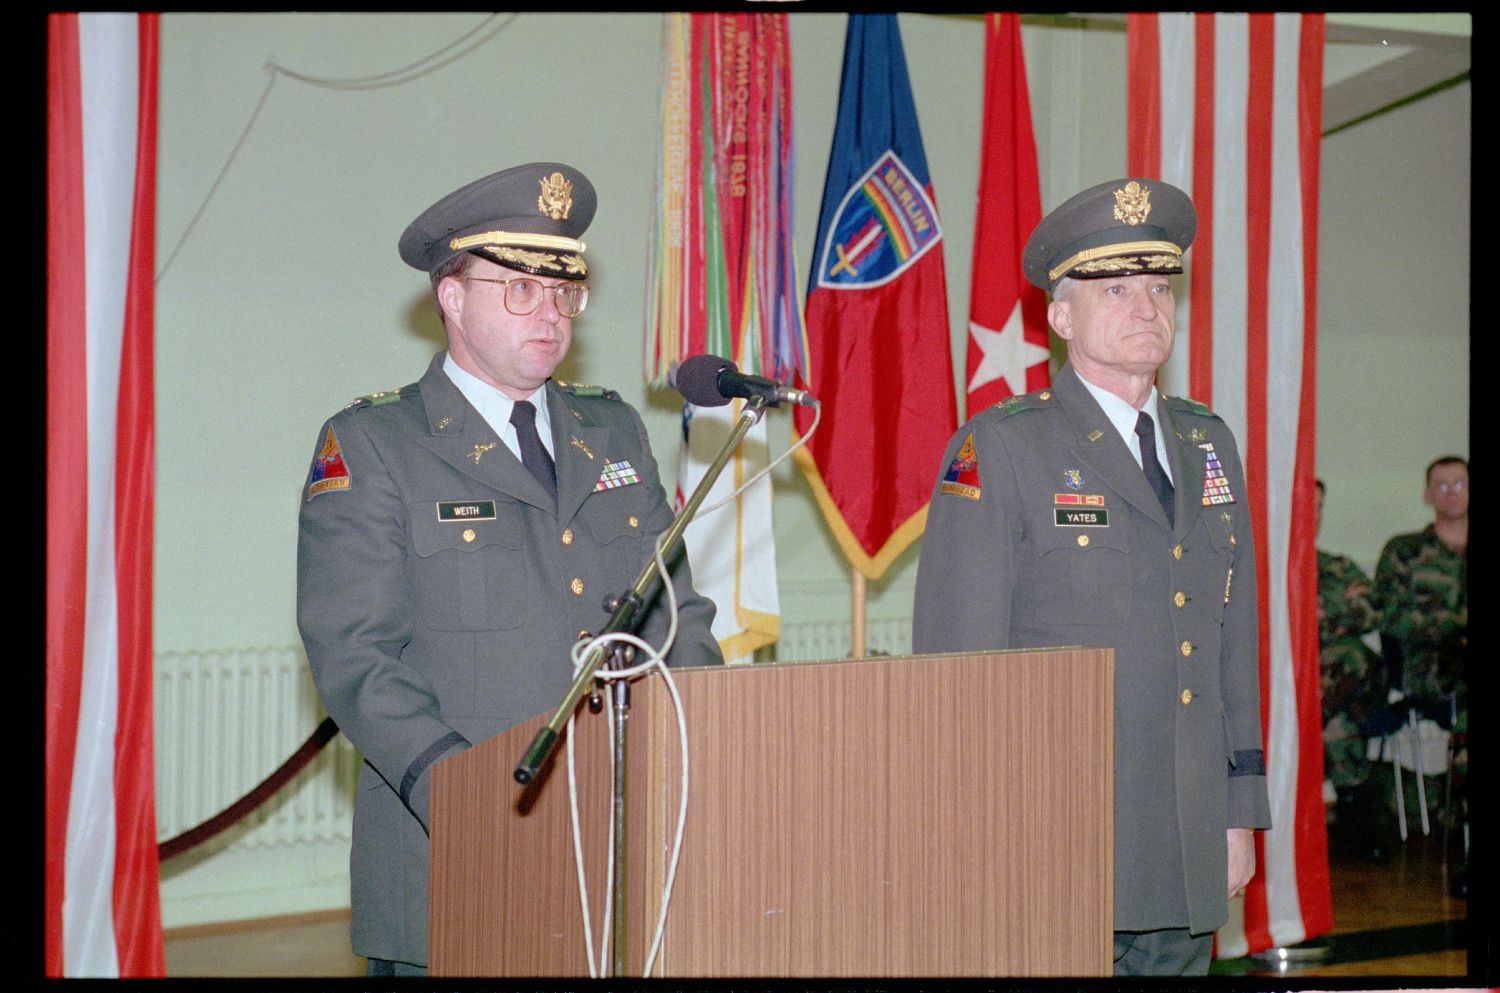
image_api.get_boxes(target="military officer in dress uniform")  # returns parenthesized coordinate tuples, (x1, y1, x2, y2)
(913, 178, 1271, 976)
(296, 162, 721, 976)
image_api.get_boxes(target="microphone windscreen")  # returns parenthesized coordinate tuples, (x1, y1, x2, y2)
(669, 353, 734, 407)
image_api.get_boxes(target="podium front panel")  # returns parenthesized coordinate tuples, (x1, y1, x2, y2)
(432, 648, 1111, 976)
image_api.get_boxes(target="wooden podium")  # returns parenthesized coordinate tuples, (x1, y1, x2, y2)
(429, 648, 1113, 977)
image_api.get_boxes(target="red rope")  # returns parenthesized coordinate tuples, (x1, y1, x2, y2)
(158, 717, 341, 861)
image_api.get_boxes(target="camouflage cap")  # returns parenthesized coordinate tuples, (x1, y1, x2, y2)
(397, 162, 596, 279)
(1022, 177, 1196, 291)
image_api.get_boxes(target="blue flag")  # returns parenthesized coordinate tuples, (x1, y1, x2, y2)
(793, 14, 958, 580)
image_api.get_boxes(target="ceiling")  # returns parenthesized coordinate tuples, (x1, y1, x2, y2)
(1322, 14, 1470, 134)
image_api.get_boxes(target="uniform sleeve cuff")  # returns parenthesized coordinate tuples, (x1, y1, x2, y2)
(399, 731, 470, 832)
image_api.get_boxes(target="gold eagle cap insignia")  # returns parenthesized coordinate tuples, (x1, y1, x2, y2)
(1113, 181, 1152, 226)
(538, 172, 573, 220)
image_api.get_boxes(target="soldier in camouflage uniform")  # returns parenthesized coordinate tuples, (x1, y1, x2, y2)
(1375, 457, 1468, 709)
(1374, 456, 1467, 892)
(1315, 481, 1388, 859)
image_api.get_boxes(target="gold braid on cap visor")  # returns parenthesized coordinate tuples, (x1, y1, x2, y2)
(448, 230, 587, 254)
(1048, 240, 1182, 284)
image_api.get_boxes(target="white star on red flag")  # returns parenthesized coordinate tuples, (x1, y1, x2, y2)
(966, 302, 1051, 399)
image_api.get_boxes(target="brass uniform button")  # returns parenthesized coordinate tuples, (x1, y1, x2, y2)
(628, 515, 640, 528)
(1181, 689, 1193, 705)
(462, 529, 476, 543)
(1174, 591, 1186, 608)
(1180, 640, 1192, 657)
(1229, 533, 1237, 546)
(1173, 544, 1183, 560)
(570, 578, 584, 596)
(1077, 534, 1090, 547)
(1039, 391, 1052, 400)
(561, 528, 574, 545)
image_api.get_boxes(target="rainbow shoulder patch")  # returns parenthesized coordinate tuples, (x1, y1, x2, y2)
(939, 432, 983, 500)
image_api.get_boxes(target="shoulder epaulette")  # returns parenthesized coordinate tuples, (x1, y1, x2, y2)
(344, 383, 419, 411)
(555, 379, 621, 401)
(1165, 394, 1218, 418)
(990, 387, 1057, 421)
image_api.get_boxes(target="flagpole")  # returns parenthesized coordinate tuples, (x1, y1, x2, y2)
(850, 568, 866, 658)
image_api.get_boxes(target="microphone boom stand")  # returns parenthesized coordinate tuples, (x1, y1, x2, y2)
(514, 393, 769, 976)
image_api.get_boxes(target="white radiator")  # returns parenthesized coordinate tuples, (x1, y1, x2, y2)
(154, 647, 357, 850)
(768, 614, 913, 662)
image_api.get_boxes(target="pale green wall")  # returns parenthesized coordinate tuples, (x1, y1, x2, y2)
(154, 10, 1468, 652)
(1314, 79, 1470, 573)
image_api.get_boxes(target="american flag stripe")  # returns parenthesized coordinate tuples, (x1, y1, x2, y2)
(1129, 11, 1330, 957)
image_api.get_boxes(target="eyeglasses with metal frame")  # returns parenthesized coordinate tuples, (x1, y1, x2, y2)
(463, 276, 589, 318)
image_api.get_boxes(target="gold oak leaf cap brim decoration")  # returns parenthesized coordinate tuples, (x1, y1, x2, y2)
(1022, 176, 1197, 291)
(398, 161, 597, 279)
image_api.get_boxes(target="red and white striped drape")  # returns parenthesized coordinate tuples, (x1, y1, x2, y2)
(46, 11, 165, 977)
(1128, 11, 1330, 957)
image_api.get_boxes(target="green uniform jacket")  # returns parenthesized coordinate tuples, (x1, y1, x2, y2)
(912, 363, 1271, 936)
(296, 353, 721, 965)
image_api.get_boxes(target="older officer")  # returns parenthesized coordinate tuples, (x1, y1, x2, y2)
(297, 162, 721, 976)
(913, 178, 1270, 976)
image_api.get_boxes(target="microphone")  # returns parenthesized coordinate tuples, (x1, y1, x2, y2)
(669, 353, 819, 408)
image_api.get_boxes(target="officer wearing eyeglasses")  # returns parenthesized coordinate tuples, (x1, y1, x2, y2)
(295, 162, 721, 976)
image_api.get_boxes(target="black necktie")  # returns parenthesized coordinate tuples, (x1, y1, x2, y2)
(509, 400, 556, 502)
(1135, 410, 1175, 527)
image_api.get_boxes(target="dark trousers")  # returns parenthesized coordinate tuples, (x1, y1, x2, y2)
(366, 957, 427, 977)
(1113, 927, 1213, 976)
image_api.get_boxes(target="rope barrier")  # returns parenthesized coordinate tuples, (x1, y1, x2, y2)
(158, 717, 341, 861)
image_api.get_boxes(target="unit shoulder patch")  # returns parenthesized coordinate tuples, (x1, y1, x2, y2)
(307, 425, 352, 498)
(938, 432, 983, 500)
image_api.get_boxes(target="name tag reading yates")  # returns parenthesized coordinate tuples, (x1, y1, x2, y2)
(1054, 492, 1107, 527)
(437, 500, 497, 521)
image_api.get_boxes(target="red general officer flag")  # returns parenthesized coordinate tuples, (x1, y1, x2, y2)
(965, 12, 1051, 418)
(793, 13, 957, 580)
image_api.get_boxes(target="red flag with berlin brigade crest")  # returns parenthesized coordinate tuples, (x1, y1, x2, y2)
(792, 13, 958, 580)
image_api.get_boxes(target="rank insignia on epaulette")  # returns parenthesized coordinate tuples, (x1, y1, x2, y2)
(307, 425, 351, 497)
(557, 379, 619, 400)
(1176, 395, 1214, 417)
(1199, 442, 1236, 505)
(344, 386, 405, 411)
(594, 458, 640, 491)
(939, 432, 983, 500)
